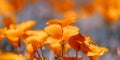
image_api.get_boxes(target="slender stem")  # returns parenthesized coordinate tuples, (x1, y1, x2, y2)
(61, 44, 64, 57)
(37, 50, 40, 57)
(40, 48, 45, 60)
(55, 55, 58, 60)
(76, 51, 78, 58)
(17, 40, 21, 53)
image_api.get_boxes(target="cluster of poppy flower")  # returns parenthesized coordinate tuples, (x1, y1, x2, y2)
(0, 14, 108, 60)
(0, 0, 114, 60)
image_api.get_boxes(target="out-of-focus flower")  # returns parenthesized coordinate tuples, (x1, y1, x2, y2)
(93, 0, 120, 24)
(103, 8, 119, 24)
(79, 3, 95, 18)
(10, 0, 25, 12)
(29, 0, 39, 4)
(16, 20, 36, 31)
(2, 16, 16, 28)
(0, 52, 26, 60)
(0, 28, 7, 41)
(0, 0, 14, 16)
(4, 28, 24, 46)
(4, 20, 36, 47)
(63, 11, 78, 20)
(50, 0, 75, 13)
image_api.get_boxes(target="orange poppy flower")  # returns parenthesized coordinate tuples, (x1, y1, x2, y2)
(44, 24, 79, 44)
(0, 0, 14, 16)
(4, 29, 24, 47)
(4, 20, 36, 47)
(25, 30, 48, 48)
(16, 20, 36, 31)
(44, 24, 62, 39)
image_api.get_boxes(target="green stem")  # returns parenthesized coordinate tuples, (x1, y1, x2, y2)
(40, 48, 45, 60)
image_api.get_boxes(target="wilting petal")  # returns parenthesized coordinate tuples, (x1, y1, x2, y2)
(68, 33, 85, 51)
(44, 24, 62, 39)
(27, 44, 37, 59)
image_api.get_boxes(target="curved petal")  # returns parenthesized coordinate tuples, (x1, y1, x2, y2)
(61, 25, 79, 44)
(25, 31, 48, 48)
(45, 36, 60, 44)
(46, 19, 61, 25)
(60, 19, 76, 27)
(44, 24, 62, 39)
(17, 20, 36, 31)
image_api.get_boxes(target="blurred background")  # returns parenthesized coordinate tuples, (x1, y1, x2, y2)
(0, 0, 120, 60)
